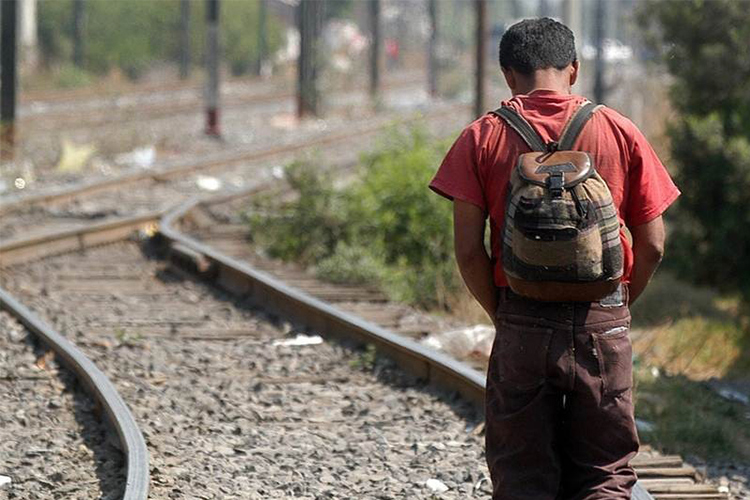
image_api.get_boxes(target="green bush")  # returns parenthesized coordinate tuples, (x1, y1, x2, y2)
(245, 126, 459, 309)
(38, 0, 285, 79)
(54, 64, 93, 89)
(639, 1, 750, 302)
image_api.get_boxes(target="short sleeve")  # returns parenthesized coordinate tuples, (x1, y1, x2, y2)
(625, 126, 680, 227)
(429, 126, 486, 212)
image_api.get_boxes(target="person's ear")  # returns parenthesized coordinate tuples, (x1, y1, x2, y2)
(569, 60, 579, 87)
(501, 67, 516, 92)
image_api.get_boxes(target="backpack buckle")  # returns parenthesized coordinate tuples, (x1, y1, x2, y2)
(547, 171, 564, 197)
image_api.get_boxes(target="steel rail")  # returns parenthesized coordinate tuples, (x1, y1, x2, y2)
(0, 288, 149, 500)
(0, 103, 464, 217)
(160, 196, 655, 500)
(0, 211, 160, 267)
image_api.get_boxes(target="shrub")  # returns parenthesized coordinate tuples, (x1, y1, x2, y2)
(639, 0, 750, 302)
(38, 0, 285, 79)
(245, 125, 459, 309)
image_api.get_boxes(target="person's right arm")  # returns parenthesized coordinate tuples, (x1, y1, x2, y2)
(628, 216, 665, 304)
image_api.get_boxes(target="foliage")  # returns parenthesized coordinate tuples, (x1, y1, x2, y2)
(53, 64, 94, 89)
(37, 0, 285, 79)
(635, 368, 750, 460)
(638, 1, 750, 301)
(245, 126, 458, 309)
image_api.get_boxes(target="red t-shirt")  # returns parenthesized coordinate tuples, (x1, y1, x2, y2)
(429, 90, 680, 287)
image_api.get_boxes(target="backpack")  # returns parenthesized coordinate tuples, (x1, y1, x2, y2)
(492, 101, 624, 302)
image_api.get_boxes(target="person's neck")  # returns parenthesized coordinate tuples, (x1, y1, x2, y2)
(512, 83, 570, 96)
(511, 72, 571, 96)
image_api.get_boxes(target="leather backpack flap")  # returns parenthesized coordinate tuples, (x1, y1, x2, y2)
(517, 151, 594, 188)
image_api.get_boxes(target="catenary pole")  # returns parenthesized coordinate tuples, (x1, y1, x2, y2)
(72, 0, 84, 68)
(369, 0, 381, 102)
(297, 0, 322, 118)
(593, 0, 605, 103)
(205, 0, 220, 136)
(1, 0, 18, 159)
(256, 0, 267, 76)
(563, 0, 581, 44)
(474, 0, 486, 118)
(427, 0, 438, 98)
(179, 0, 191, 80)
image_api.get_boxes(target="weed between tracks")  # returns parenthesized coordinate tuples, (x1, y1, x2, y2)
(631, 271, 750, 461)
(244, 125, 460, 311)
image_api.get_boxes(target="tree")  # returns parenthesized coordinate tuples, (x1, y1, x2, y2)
(640, 0, 750, 300)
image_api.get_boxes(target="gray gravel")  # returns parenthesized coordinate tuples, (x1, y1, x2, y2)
(0, 310, 123, 499)
(1, 242, 490, 499)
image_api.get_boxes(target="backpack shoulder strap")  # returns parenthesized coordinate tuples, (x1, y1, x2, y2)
(492, 106, 547, 152)
(557, 101, 603, 151)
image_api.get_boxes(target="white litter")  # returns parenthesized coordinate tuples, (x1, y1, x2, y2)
(635, 418, 656, 433)
(271, 165, 285, 179)
(425, 478, 449, 493)
(422, 324, 494, 362)
(272, 334, 323, 347)
(196, 175, 222, 191)
(115, 145, 155, 169)
(0, 475, 11, 488)
(717, 388, 750, 405)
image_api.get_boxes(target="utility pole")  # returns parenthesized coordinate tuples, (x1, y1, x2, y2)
(179, 0, 191, 80)
(1, 0, 18, 159)
(20, 0, 38, 70)
(563, 0, 582, 44)
(474, 0, 486, 118)
(256, 0, 267, 77)
(538, 0, 551, 18)
(369, 0, 381, 103)
(297, 0, 323, 118)
(72, 0, 84, 68)
(427, 0, 438, 98)
(593, 0, 605, 103)
(205, 0, 220, 136)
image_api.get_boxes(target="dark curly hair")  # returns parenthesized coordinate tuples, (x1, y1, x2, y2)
(499, 18, 577, 75)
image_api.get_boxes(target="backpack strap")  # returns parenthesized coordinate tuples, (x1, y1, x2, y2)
(492, 106, 547, 152)
(557, 101, 602, 151)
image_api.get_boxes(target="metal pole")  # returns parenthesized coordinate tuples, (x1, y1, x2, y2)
(179, 0, 191, 80)
(427, 0, 438, 98)
(297, 0, 322, 118)
(593, 0, 605, 103)
(538, 0, 551, 18)
(256, 0, 267, 77)
(563, 0, 581, 43)
(1, 0, 18, 159)
(205, 0, 220, 136)
(474, 0, 486, 118)
(369, 0, 381, 102)
(72, 0, 84, 68)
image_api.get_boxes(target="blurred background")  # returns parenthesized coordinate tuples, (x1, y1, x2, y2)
(0, 0, 748, 477)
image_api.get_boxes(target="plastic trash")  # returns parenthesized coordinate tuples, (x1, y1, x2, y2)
(115, 145, 155, 169)
(196, 175, 222, 192)
(717, 388, 749, 405)
(422, 325, 494, 362)
(0, 475, 11, 488)
(56, 139, 96, 173)
(425, 478, 449, 493)
(635, 418, 656, 433)
(272, 334, 323, 347)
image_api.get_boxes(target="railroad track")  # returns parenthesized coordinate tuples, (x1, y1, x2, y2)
(0, 94, 464, 255)
(0, 181, 732, 499)
(19, 70, 421, 131)
(0, 106, 735, 500)
(0, 309, 126, 498)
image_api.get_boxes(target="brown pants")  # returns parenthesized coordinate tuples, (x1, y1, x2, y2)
(486, 286, 639, 500)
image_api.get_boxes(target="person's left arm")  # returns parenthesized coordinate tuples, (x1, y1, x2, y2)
(453, 199, 497, 322)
